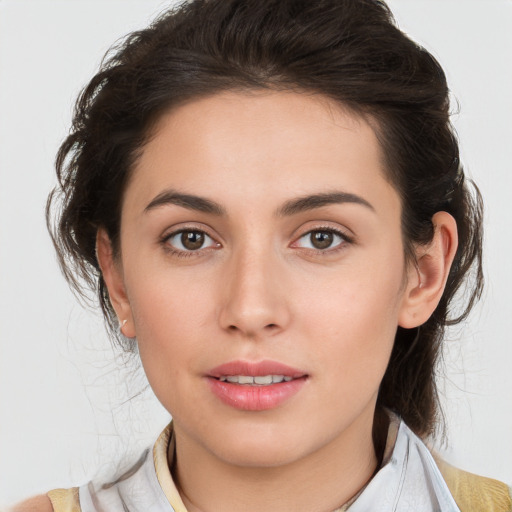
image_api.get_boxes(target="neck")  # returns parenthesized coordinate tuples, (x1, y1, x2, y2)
(171, 408, 381, 512)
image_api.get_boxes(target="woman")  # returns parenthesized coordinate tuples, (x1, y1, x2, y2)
(11, 0, 511, 510)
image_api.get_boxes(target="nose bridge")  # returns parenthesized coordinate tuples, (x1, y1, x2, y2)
(219, 238, 289, 336)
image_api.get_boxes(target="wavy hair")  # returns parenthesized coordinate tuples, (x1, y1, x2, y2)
(47, 0, 483, 437)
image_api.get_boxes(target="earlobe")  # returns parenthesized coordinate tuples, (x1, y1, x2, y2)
(398, 212, 458, 329)
(96, 229, 136, 338)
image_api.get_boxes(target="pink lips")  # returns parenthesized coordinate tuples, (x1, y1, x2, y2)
(207, 360, 308, 411)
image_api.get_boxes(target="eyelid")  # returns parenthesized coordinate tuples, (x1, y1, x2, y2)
(160, 224, 222, 254)
(290, 224, 354, 252)
(168, 231, 216, 249)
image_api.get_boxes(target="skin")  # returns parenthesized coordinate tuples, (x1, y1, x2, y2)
(10, 495, 53, 512)
(96, 90, 457, 512)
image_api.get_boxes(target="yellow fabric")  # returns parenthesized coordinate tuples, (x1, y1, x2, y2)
(435, 457, 512, 512)
(44, 425, 512, 512)
(47, 487, 80, 512)
(153, 423, 189, 512)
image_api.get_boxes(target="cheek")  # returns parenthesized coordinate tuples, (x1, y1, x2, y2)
(124, 270, 216, 389)
(126, 256, 216, 333)
(298, 258, 404, 391)
(299, 248, 404, 332)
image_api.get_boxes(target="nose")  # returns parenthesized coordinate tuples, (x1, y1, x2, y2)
(218, 247, 291, 338)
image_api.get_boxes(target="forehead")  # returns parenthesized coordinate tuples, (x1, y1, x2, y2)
(125, 90, 399, 217)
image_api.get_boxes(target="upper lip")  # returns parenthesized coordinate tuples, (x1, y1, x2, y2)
(208, 360, 307, 379)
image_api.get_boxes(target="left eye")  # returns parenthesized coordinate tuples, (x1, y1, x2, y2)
(295, 230, 346, 250)
(166, 230, 217, 251)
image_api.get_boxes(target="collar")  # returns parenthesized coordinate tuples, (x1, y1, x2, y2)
(153, 423, 188, 512)
(151, 413, 459, 512)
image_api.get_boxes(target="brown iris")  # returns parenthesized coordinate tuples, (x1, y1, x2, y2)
(310, 231, 334, 249)
(181, 231, 205, 250)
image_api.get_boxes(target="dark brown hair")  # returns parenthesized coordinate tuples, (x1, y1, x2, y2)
(47, 0, 483, 437)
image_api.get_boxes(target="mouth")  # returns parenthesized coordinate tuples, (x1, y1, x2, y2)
(207, 360, 308, 410)
(217, 375, 294, 385)
(208, 359, 306, 380)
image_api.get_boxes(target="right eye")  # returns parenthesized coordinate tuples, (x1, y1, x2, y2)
(293, 228, 348, 252)
(165, 230, 218, 252)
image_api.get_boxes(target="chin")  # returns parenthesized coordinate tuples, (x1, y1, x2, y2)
(214, 438, 305, 468)
(200, 417, 318, 468)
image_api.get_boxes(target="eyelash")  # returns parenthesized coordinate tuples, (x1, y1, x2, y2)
(160, 226, 353, 258)
(293, 226, 353, 254)
(161, 228, 220, 259)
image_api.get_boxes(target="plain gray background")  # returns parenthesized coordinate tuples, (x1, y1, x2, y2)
(1, 0, 511, 505)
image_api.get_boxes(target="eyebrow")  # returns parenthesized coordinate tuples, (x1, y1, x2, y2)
(277, 191, 375, 216)
(144, 190, 226, 215)
(144, 189, 374, 217)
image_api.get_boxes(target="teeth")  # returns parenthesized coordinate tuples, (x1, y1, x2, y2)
(254, 375, 273, 385)
(218, 375, 294, 385)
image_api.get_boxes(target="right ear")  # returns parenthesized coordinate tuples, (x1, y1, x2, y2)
(96, 228, 136, 338)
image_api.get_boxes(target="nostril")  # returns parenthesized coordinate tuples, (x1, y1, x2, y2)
(226, 323, 278, 333)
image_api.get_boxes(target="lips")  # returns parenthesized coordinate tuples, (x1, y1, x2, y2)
(219, 375, 293, 384)
(209, 360, 306, 379)
(206, 360, 308, 411)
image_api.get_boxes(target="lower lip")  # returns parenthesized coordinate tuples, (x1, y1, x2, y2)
(207, 377, 307, 411)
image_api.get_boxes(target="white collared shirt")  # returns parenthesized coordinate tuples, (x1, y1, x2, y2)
(78, 416, 461, 512)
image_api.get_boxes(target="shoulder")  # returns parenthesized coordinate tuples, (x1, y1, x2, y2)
(8, 495, 53, 512)
(9, 488, 80, 512)
(433, 456, 512, 512)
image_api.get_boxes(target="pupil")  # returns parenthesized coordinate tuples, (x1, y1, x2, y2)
(181, 231, 204, 250)
(311, 231, 333, 249)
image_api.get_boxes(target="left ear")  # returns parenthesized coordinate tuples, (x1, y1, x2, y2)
(398, 211, 458, 329)
(96, 228, 136, 339)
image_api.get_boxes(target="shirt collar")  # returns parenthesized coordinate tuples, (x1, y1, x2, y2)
(151, 413, 457, 512)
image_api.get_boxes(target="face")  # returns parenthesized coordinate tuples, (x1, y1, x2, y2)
(107, 90, 414, 468)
